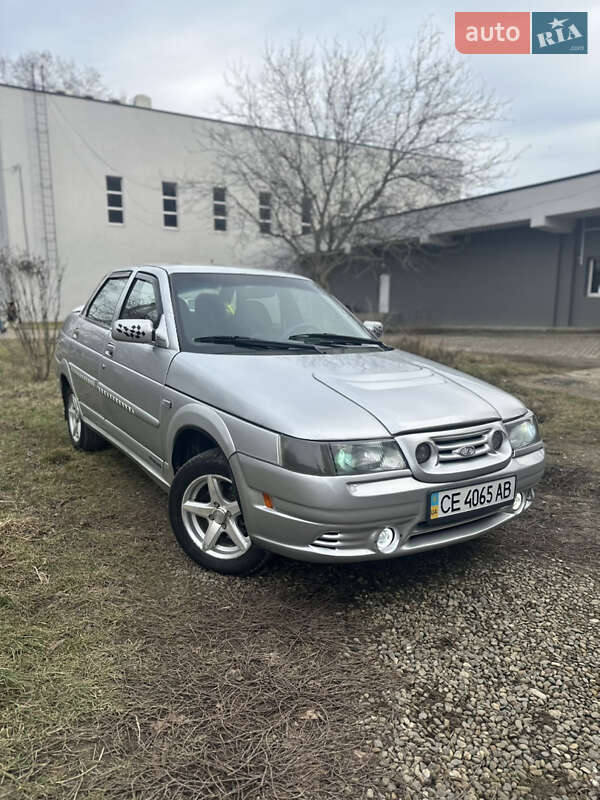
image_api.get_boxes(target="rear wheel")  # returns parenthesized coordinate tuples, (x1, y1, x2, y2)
(65, 389, 107, 452)
(168, 448, 270, 575)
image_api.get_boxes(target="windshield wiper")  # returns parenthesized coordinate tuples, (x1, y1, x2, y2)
(289, 332, 391, 350)
(194, 335, 319, 351)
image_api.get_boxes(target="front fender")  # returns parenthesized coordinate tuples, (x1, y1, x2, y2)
(164, 399, 237, 481)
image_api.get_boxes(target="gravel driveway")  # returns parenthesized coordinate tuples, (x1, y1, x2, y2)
(349, 530, 598, 799)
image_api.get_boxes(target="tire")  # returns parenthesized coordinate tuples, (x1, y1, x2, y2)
(168, 448, 270, 576)
(65, 388, 107, 452)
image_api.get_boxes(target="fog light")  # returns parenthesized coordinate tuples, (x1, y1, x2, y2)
(512, 492, 523, 512)
(376, 527, 397, 553)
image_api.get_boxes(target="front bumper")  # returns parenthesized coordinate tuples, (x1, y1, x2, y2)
(229, 447, 545, 563)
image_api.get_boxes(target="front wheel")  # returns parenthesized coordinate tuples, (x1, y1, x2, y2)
(168, 449, 270, 575)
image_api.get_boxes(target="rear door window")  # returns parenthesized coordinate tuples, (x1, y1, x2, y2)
(86, 276, 129, 327)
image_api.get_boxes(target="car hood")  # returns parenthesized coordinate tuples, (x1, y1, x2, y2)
(167, 349, 526, 440)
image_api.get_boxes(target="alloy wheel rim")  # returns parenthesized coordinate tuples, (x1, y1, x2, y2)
(181, 473, 250, 560)
(68, 394, 82, 443)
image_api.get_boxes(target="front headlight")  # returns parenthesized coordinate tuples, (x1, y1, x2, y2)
(507, 414, 541, 451)
(280, 435, 407, 476)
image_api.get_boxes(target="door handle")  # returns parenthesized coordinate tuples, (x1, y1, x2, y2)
(104, 344, 115, 357)
(72, 329, 79, 339)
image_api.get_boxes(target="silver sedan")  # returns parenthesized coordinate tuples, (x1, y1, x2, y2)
(55, 265, 545, 575)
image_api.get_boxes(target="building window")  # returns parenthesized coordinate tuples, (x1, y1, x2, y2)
(587, 258, 600, 297)
(213, 187, 227, 231)
(106, 176, 123, 224)
(258, 191, 271, 234)
(162, 181, 178, 228)
(301, 195, 312, 235)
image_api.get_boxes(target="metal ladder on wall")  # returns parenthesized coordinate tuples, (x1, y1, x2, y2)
(32, 87, 58, 268)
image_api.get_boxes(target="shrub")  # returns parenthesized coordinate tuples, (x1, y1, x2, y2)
(0, 250, 64, 381)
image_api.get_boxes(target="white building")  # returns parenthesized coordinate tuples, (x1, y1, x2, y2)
(0, 82, 458, 316)
(0, 83, 290, 313)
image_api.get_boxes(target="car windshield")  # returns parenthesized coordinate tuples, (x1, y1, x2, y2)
(171, 272, 374, 353)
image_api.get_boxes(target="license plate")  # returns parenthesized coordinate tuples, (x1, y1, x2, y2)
(429, 476, 516, 520)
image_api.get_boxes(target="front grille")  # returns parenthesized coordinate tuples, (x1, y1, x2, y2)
(433, 426, 492, 462)
(399, 422, 511, 481)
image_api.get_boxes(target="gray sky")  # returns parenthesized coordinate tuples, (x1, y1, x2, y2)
(2, 0, 598, 193)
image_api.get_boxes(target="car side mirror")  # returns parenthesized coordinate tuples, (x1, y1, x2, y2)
(364, 320, 384, 339)
(112, 318, 155, 343)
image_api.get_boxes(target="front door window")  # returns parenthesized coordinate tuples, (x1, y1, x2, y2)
(120, 277, 161, 325)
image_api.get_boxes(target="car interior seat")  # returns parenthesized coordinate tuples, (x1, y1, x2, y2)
(193, 293, 229, 338)
(233, 298, 273, 339)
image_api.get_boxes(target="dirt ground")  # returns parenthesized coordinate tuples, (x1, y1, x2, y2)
(0, 339, 598, 800)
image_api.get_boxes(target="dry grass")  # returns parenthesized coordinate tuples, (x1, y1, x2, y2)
(384, 333, 461, 369)
(1, 338, 598, 799)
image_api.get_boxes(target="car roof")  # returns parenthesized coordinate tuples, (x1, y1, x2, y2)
(131, 264, 311, 280)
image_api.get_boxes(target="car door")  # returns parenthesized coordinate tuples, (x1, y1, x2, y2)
(98, 271, 176, 463)
(67, 273, 131, 428)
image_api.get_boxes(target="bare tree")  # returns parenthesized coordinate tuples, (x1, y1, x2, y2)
(0, 250, 64, 381)
(196, 25, 509, 289)
(0, 50, 108, 97)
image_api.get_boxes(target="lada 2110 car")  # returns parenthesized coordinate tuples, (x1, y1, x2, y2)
(55, 266, 545, 575)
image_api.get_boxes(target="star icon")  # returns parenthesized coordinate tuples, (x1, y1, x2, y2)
(549, 17, 568, 29)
